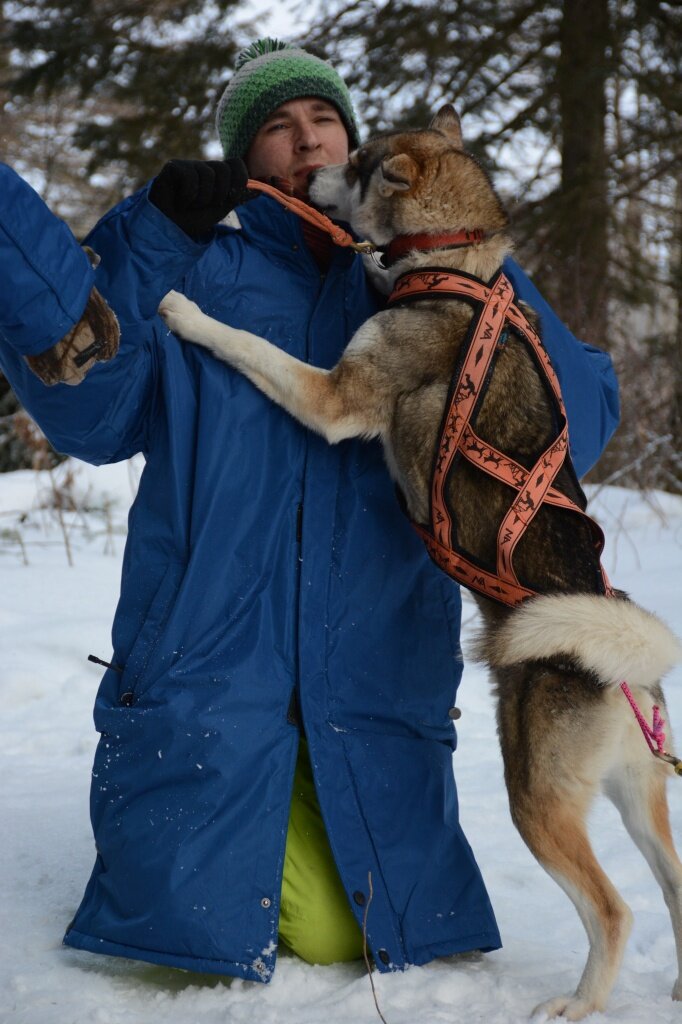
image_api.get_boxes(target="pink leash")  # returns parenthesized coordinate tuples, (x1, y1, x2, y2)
(620, 681, 682, 773)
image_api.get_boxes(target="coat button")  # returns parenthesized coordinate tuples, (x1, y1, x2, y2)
(353, 890, 366, 906)
(378, 949, 390, 965)
(260, 897, 272, 909)
(448, 706, 462, 720)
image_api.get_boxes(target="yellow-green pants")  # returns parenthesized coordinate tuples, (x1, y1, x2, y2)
(279, 738, 364, 965)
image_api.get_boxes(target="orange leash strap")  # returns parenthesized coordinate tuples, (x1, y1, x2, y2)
(245, 180, 376, 254)
(388, 268, 613, 606)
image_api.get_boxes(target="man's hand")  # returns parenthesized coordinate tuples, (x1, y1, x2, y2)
(25, 284, 120, 386)
(149, 159, 252, 239)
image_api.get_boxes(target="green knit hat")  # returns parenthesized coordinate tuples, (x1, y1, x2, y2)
(216, 39, 361, 159)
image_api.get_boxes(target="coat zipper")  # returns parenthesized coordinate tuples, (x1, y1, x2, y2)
(290, 266, 327, 733)
(296, 502, 303, 549)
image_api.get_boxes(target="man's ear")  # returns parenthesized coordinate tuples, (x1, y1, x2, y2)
(379, 153, 417, 196)
(429, 105, 463, 149)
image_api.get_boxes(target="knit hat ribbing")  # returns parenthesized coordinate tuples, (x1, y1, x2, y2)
(216, 39, 361, 159)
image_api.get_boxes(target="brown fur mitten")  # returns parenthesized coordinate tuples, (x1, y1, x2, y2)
(25, 250, 120, 386)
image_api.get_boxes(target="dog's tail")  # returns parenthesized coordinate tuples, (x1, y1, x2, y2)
(477, 593, 681, 689)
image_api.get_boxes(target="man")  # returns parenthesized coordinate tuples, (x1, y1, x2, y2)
(0, 40, 619, 981)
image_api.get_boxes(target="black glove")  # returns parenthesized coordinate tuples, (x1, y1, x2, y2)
(149, 159, 251, 239)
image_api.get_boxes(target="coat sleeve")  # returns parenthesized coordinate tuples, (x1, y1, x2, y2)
(0, 163, 94, 356)
(502, 258, 620, 477)
(0, 172, 207, 465)
(82, 182, 210, 323)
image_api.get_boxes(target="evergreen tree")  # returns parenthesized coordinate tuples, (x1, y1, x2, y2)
(308, 0, 679, 335)
(307, 0, 681, 488)
(2, 0, 252, 210)
(1, 0, 253, 471)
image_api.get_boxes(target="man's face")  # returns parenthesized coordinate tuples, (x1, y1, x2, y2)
(245, 97, 350, 195)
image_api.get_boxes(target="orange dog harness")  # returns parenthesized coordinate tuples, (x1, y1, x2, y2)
(387, 267, 613, 607)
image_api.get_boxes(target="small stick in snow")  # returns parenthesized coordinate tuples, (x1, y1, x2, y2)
(362, 870, 390, 1024)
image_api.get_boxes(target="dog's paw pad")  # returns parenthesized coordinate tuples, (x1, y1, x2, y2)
(532, 995, 596, 1021)
(158, 291, 203, 338)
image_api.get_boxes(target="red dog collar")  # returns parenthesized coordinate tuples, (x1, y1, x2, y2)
(381, 229, 485, 268)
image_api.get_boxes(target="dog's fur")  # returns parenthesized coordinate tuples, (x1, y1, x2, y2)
(159, 106, 682, 1019)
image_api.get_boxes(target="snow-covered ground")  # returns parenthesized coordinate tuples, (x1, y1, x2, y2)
(1, 459, 681, 1024)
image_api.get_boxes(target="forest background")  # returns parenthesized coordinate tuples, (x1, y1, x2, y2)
(1, 0, 680, 491)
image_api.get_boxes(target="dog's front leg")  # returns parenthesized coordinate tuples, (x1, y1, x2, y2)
(159, 291, 379, 444)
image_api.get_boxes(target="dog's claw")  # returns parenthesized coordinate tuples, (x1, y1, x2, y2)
(532, 994, 598, 1021)
(158, 290, 204, 341)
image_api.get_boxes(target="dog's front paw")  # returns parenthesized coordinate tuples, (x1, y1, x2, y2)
(158, 290, 205, 341)
(532, 994, 598, 1021)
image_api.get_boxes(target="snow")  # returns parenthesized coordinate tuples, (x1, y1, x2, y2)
(1, 458, 681, 1023)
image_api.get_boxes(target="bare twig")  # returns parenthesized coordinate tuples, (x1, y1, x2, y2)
(0, 527, 29, 565)
(589, 433, 674, 498)
(102, 497, 116, 556)
(362, 870, 390, 1024)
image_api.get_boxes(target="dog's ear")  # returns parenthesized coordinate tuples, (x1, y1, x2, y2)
(429, 105, 463, 149)
(379, 153, 417, 196)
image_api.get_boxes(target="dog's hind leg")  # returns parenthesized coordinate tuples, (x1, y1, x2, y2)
(604, 754, 682, 1001)
(511, 792, 632, 1020)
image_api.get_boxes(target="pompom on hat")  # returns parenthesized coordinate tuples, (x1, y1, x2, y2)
(216, 38, 361, 159)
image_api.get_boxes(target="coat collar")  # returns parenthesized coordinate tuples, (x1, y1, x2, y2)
(230, 195, 356, 270)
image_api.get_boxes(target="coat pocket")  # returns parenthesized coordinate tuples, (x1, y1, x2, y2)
(117, 561, 185, 703)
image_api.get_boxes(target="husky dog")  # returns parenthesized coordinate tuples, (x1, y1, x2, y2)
(159, 106, 682, 1020)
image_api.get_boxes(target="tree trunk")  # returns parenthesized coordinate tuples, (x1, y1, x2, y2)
(555, 0, 610, 344)
(672, 162, 682, 464)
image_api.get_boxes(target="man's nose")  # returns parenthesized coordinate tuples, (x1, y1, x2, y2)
(295, 122, 321, 151)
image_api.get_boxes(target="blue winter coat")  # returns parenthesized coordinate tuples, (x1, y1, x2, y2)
(0, 169, 620, 981)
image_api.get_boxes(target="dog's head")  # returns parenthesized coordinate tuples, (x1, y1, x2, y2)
(309, 105, 509, 247)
